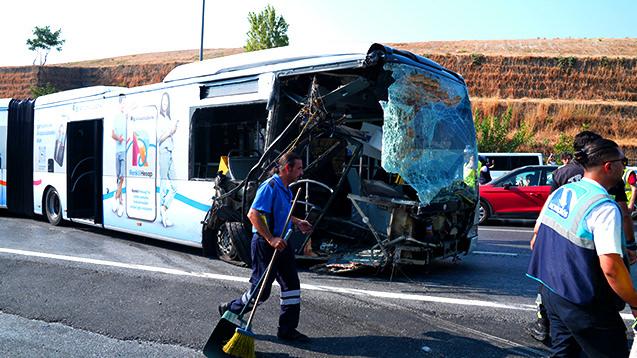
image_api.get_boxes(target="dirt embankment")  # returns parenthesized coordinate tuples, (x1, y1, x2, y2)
(0, 63, 183, 98)
(1, 38, 636, 155)
(429, 55, 637, 101)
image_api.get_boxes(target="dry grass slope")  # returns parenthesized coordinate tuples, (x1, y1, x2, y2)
(1, 38, 636, 156)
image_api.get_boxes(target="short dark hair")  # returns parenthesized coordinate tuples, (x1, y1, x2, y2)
(575, 138, 621, 169)
(573, 131, 602, 152)
(270, 152, 302, 175)
(560, 152, 572, 161)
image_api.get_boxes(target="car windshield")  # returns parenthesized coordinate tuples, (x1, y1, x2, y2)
(497, 169, 541, 187)
(493, 166, 557, 187)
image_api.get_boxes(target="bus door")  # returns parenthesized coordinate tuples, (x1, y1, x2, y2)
(66, 119, 103, 223)
(6, 99, 34, 216)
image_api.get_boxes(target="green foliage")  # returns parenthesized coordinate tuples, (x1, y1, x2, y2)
(245, 5, 289, 52)
(26, 25, 65, 65)
(474, 107, 532, 152)
(553, 133, 574, 158)
(600, 56, 611, 67)
(470, 53, 486, 66)
(556, 56, 576, 70)
(30, 83, 58, 98)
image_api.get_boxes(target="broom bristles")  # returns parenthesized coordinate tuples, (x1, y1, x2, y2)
(222, 327, 255, 358)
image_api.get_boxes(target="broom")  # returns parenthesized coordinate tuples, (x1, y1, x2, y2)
(222, 189, 301, 358)
(202, 259, 270, 357)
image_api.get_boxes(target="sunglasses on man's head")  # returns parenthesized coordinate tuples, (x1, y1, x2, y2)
(604, 157, 628, 166)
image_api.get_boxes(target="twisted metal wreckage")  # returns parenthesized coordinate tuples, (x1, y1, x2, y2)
(203, 51, 479, 274)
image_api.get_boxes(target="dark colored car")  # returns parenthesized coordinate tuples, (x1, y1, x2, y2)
(478, 165, 558, 224)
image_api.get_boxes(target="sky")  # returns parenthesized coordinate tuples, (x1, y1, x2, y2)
(0, 0, 635, 66)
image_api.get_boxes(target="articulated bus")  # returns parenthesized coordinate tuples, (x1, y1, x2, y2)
(0, 44, 479, 272)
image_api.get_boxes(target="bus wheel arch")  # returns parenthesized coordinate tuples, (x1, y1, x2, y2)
(44, 186, 63, 226)
(202, 226, 218, 258)
(216, 222, 251, 267)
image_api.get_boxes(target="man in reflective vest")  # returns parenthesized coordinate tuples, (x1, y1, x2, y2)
(623, 167, 637, 214)
(528, 131, 637, 344)
(527, 138, 637, 357)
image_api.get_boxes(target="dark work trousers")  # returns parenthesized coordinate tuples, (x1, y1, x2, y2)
(227, 233, 301, 333)
(540, 285, 628, 358)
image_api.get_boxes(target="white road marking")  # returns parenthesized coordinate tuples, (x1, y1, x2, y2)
(0, 247, 249, 283)
(473, 251, 519, 257)
(479, 227, 534, 233)
(0, 247, 534, 311)
(2, 246, 633, 324)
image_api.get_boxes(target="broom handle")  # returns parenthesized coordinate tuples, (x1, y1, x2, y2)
(244, 189, 301, 330)
(237, 226, 293, 318)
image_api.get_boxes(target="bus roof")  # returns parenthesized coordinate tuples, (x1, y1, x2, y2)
(0, 99, 10, 110)
(35, 86, 125, 107)
(163, 43, 458, 84)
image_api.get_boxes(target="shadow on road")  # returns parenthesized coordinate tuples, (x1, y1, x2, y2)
(255, 330, 544, 357)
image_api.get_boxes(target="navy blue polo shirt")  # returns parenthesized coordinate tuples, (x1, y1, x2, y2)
(251, 174, 293, 237)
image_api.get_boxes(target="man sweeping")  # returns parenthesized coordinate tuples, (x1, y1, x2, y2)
(219, 152, 313, 343)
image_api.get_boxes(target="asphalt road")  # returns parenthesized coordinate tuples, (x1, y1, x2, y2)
(0, 213, 634, 357)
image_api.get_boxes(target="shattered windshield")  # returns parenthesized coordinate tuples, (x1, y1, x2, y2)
(380, 63, 477, 205)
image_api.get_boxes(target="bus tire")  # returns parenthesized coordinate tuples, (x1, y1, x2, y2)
(202, 227, 218, 258)
(217, 222, 252, 267)
(44, 188, 63, 226)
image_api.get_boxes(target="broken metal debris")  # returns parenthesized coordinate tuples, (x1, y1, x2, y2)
(205, 48, 478, 274)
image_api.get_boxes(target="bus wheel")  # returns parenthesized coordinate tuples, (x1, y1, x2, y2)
(217, 222, 251, 267)
(202, 228, 217, 258)
(45, 188, 63, 226)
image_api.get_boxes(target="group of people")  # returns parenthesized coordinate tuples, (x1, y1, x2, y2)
(211, 130, 637, 354)
(527, 131, 637, 357)
(546, 152, 573, 167)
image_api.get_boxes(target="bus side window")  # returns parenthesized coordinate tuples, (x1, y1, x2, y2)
(510, 156, 539, 169)
(190, 104, 267, 180)
(490, 157, 508, 171)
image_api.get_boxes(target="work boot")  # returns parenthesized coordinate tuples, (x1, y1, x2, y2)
(526, 318, 549, 343)
(218, 303, 229, 317)
(277, 328, 310, 343)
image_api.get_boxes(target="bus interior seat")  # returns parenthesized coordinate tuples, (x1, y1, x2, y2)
(227, 156, 259, 180)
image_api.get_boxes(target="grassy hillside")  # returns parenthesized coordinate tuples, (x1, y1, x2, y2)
(2, 38, 636, 157)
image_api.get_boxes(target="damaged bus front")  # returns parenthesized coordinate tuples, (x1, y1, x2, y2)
(204, 44, 479, 273)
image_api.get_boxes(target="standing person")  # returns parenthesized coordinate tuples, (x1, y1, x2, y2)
(111, 94, 126, 217)
(528, 138, 637, 357)
(219, 152, 313, 342)
(559, 152, 572, 167)
(463, 154, 478, 189)
(157, 92, 179, 227)
(478, 156, 492, 185)
(528, 131, 637, 343)
(546, 153, 556, 165)
(623, 166, 637, 214)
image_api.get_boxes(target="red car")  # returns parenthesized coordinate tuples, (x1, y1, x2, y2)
(478, 165, 558, 224)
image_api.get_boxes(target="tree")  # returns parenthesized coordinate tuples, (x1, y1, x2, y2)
(474, 107, 533, 152)
(245, 5, 289, 52)
(26, 26, 65, 65)
(30, 83, 58, 98)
